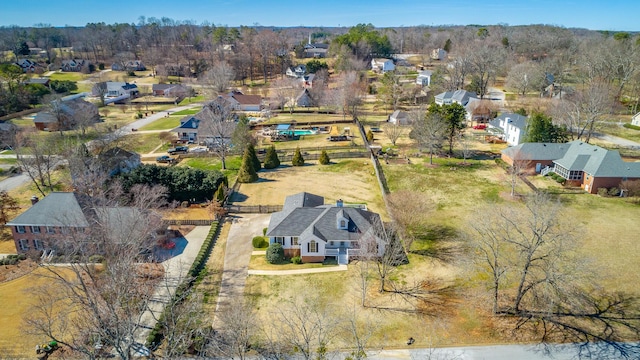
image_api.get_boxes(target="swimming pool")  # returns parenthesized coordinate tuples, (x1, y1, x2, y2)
(279, 129, 318, 136)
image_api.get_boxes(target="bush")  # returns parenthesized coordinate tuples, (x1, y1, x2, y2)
(247, 144, 261, 172)
(291, 256, 302, 264)
(608, 187, 620, 197)
(366, 130, 374, 143)
(252, 236, 268, 248)
(319, 150, 330, 165)
(266, 243, 286, 264)
(181, 200, 190, 208)
(263, 227, 268, 236)
(597, 187, 608, 196)
(98, 63, 105, 70)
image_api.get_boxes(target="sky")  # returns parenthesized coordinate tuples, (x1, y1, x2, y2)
(0, 0, 639, 31)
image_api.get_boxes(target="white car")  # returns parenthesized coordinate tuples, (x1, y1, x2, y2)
(189, 146, 208, 153)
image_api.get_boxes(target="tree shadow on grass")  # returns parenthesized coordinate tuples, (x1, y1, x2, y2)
(409, 225, 465, 263)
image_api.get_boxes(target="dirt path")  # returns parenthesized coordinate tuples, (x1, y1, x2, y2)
(213, 213, 270, 325)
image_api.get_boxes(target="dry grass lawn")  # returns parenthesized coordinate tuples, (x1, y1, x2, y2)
(231, 159, 387, 217)
(0, 267, 60, 357)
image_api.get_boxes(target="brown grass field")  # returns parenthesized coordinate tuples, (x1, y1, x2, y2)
(231, 159, 387, 218)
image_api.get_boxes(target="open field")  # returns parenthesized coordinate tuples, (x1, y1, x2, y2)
(230, 159, 387, 217)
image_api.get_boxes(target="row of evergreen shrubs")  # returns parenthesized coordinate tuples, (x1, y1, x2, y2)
(623, 123, 640, 131)
(0, 254, 26, 266)
(545, 172, 566, 184)
(146, 221, 220, 349)
(597, 187, 621, 197)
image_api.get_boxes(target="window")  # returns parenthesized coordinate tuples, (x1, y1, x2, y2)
(18, 239, 29, 251)
(31, 226, 41, 234)
(34, 239, 44, 250)
(292, 237, 299, 246)
(46, 226, 55, 234)
(16, 226, 25, 234)
(339, 220, 346, 228)
(309, 240, 318, 253)
(275, 237, 284, 245)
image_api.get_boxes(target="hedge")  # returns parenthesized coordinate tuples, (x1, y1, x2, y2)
(146, 220, 220, 348)
(623, 123, 640, 131)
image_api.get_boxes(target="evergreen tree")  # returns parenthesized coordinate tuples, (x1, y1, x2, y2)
(292, 147, 305, 166)
(366, 130, 374, 143)
(237, 148, 258, 183)
(247, 144, 261, 171)
(319, 150, 330, 165)
(263, 145, 280, 169)
(524, 112, 568, 143)
(214, 182, 226, 203)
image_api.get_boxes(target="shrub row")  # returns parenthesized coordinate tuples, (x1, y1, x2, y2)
(146, 221, 220, 348)
(598, 187, 621, 197)
(0, 253, 27, 266)
(623, 123, 640, 131)
(545, 172, 565, 183)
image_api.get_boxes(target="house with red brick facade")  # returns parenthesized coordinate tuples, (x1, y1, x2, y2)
(6, 192, 159, 255)
(501, 141, 640, 194)
(266, 192, 385, 264)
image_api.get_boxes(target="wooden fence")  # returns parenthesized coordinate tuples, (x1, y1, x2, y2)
(225, 204, 283, 213)
(163, 219, 214, 226)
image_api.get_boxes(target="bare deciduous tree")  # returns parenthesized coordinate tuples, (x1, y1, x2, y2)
(410, 109, 446, 165)
(24, 184, 169, 360)
(469, 193, 640, 359)
(198, 98, 237, 170)
(272, 292, 338, 360)
(208, 299, 258, 360)
(201, 61, 235, 95)
(15, 131, 58, 196)
(382, 122, 403, 146)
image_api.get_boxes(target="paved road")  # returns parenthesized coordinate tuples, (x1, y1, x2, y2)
(134, 225, 210, 344)
(0, 173, 29, 192)
(214, 213, 270, 325)
(592, 131, 640, 149)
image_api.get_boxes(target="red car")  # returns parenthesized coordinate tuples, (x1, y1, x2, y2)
(473, 124, 487, 130)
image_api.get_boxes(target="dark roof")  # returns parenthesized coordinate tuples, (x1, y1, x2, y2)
(101, 147, 137, 159)
(266, 192, 381, 243)
(7, 192, 89, 227)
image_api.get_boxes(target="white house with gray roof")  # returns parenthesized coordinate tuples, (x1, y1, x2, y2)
(501, 141, 640, 194)
(266, 192, 384, 264)
(488, 113, 528, 146)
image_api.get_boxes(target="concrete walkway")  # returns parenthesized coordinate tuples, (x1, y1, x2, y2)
(214, 214, 270, 325)
(134, 225, 211, 344)
(110, 103, 202, 140)
(248, 265, 348, 276)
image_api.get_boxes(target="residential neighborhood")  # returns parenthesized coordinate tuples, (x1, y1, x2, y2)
(0, 9, 640, 360)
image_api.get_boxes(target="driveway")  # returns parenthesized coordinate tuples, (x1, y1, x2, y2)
(134, 225, 211, 344)
(592, 131, 640, 149)
(214, 213, 270, 324)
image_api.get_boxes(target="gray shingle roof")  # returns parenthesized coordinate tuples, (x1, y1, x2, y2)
(266, 192, 381, 243)
(7, 192, 89, 227)
(501, 142, 570, 161)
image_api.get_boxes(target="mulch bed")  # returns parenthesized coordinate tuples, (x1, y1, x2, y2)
(0, 259, 38, 283)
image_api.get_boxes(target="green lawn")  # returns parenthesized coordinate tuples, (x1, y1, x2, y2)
(47, 72, 85, 82)
(183, 155, 242, 181)
(178, 96, 206, 105)
(120, 133, 166, 154)
(170, 108, 200, 116)
(139, 117, 180, 131)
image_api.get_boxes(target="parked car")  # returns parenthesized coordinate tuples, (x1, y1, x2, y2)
(473, 124, 487, 130)
(167, 145, 189, 154)
(156, 155, 176, 164)
(190, 146, 208, 153)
